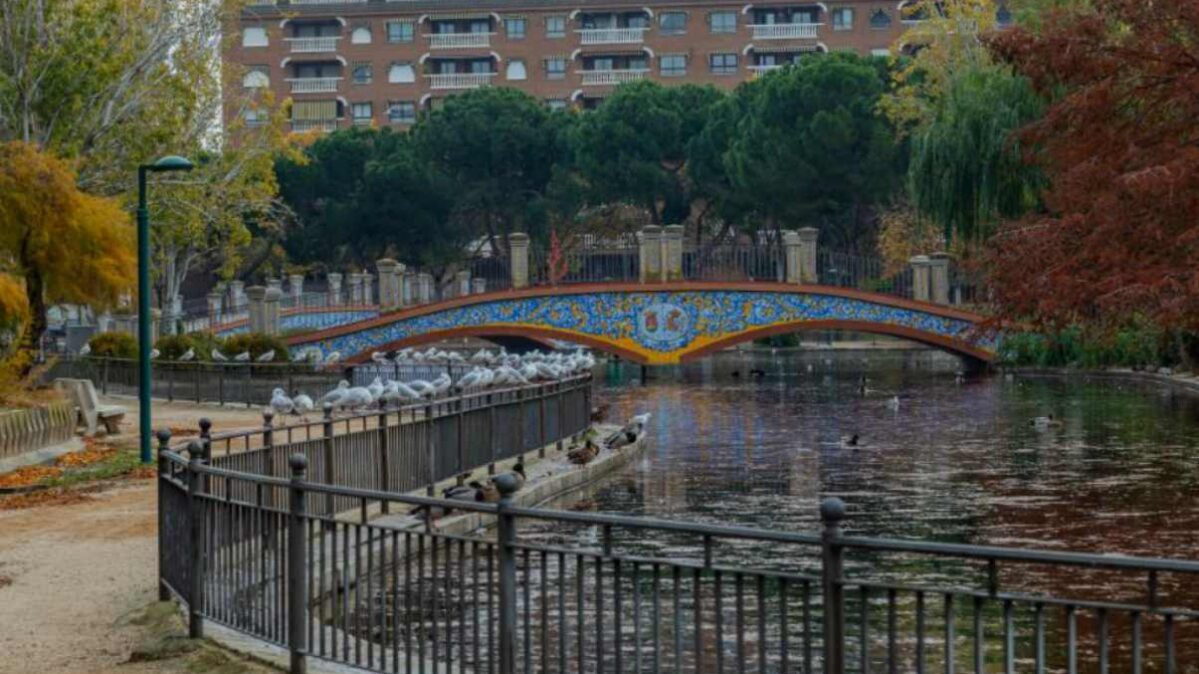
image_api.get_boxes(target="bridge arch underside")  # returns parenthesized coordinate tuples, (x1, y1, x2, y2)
(290, 284, 996, 368)
(356, 320, 995, 366)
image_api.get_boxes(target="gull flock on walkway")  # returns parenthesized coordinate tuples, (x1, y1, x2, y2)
(268, 347, 597, 420)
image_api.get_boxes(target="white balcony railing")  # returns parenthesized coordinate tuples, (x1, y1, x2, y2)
(285, 36, 341, 53)
(747, 64, 785, 75)
(579, 69, 650, 86)
(290, 119, 339, 132)
(749, 23, 821, 39)
(287, 77, 341, 93)
(426, 32, 493, 49)
(576, 27, 649, 45)
(426, 72, 496, 89)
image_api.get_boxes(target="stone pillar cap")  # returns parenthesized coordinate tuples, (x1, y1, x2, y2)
(207, 291, 223, 298)
(928, 251, 953, 261)
(782, 230, 801, 244)
(508, 232, 530, 244)
(327, 272, 342, 280)
(245, 285, 268, 299)
(909, 255, 931, 265)
(641, 225, 662, 234)
(264, 287, 283, 301)
(376, 258, 399, 270)
(663, 224, 684, 234)
(796, 227, 819, 240)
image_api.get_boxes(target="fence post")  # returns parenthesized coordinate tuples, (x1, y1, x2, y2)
(186, 440, 206, 639)
(262, 410, 275, 506)
(538, 391, 547, 459)
(495, 476, 520, 674)
(509, 232, 530, 290)
(425, 403, 437, 496)
(156, 428, 172, 602)
(488, 394, 497, 475)
(821, 497, 847, 674)
(797, 227, 819, 284)
(378, 409, 390, 514)
(910, 255, 931, 303)
(322, 404, 335, 517)
(928, 252, 951, 305)
(288, 453, 309, 674)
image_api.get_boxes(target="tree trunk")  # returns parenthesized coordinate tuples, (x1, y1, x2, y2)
(16, 267, 47, 377)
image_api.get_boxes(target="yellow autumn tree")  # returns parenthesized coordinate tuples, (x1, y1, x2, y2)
(0, 142, 135, 371)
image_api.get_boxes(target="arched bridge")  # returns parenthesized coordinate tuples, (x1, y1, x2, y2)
(287, 282, 996, 366)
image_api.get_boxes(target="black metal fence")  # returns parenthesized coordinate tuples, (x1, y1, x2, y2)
(158, 392, 1199, 674)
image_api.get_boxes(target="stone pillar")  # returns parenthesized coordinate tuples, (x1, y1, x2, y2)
(783, 230, 802, 284)
(227, 281, 246, 312)
(508, 232, 530, 289)
(361, 272, 374, 305)
(471, 278, 486, 294)
(662, 225, 684, 281)
(264, 286, 282, 335)
(150, 308, 162, 343)
(327, 273, 343, 306)
(247, 285, 268, 334)
(455, 270, 471, 297)
(910, 255, 931, 303)
(402, 271, 415, 306)
(417, 273, 434, 303)
(376, 259, 400, 309)
(207, 291, 223, 327)
(639, 225, 662, 283)
(796, 227, 819, 284)
(348, 273, 364, 305)
(288, 273, 304, 301)
(928, 252, 951, 305)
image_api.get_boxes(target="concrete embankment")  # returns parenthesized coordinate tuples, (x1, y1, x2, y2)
(1009, 366, 1199, 396)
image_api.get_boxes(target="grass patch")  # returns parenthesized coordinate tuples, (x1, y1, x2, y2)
(39, 446, 145, 488)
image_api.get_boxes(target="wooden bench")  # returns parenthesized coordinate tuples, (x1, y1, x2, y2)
(53, 378, 127, 436)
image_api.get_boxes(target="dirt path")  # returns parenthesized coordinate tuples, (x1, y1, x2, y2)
(0, 400, 280, 674)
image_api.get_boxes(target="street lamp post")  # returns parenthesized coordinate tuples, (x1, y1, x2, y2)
(137, 156, 194, 463)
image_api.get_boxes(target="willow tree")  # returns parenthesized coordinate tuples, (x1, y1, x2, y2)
(907, 65, 1044, 245)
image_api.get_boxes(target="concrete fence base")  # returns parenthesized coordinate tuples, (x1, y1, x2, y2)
(0, 401, 76, 461)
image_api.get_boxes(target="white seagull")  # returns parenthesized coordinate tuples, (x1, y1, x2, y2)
(211, 348, 228, 362)
(256, 349, 276, 363)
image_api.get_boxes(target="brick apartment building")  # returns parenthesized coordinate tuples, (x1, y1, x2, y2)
(227, 0, 1012, 131)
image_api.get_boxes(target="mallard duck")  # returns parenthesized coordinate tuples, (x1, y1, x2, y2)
(568, 440, 600, 466)
(1030, 414, 1062, 428)
(841, 433, 861, 448)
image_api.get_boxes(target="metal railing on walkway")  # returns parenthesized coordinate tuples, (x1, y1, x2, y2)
(158, 398, 1199, 674)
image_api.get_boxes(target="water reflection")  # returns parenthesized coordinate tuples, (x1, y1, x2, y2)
(578, 352, 1199, 559)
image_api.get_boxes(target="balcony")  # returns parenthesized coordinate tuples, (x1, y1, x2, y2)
(426, 32, 493, 49)
(287, 77, 341, 93)
(748, 64, 785, 73)
(580, 69, 649, 86)
(290, 120, 339, 132)
(285, 36, 341, 53)
(749, 23, 821, 39)
(577, 27, 648, 45)
(426, 72, 496, 90)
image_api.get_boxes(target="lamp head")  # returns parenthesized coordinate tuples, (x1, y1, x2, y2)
(147, 155, 194, 172)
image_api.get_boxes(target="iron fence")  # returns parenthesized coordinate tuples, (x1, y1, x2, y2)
(530, 248, 641, 286)
(44, 357, 537, 408)
(158, 408, 1199, 674)
(684, 245, 785, 282)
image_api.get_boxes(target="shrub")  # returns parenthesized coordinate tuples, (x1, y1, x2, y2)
(87, 332, 137, 359)
(154, 331, 226, 362)
(221, 332, 290, 362)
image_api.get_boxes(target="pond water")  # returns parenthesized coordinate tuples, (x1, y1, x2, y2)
(570, 351, 1199, 560)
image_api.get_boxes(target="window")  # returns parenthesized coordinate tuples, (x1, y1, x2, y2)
(899, 1, 929, 22)
(388, 101, 416, 124)
(546, 99, 568, 111)
(470, 60, 493, 74)
(506, 59, 527, 80)
(386, 20, 414, 43)
(242, 26, 268, 47)
(505, 18, 526, 39)
(244, 108, 266, 127)
(544, 57, 566, 79)
(388, 62, 416, 83)
(546, 16, 566, 38)
(351, 26, 372, 44)
(351, 102, 372, 125)
(832, 8, 854, 30)
(659, 12, 687, 35)
(709, 53, 737, 75)
(352, 63, 373, 84)
(242, 66, 269, 88)
(869, 9, 892, 29)
(660, 54, 687, 77)
(708, 11, 736, 34)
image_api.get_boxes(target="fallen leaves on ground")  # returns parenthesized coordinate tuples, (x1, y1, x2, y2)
(125, 466, 158, 480)
(0, 575, 11, 589)
(55, 447, 116, 468)
(0, 465, 63, 489)
(0, 486, 96, 510)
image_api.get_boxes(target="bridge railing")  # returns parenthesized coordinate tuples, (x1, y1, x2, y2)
(158, 433, 1199, 674)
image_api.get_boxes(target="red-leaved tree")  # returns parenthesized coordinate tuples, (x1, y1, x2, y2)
(985, 0, 1199, 336)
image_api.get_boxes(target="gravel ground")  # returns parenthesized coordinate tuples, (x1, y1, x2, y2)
(0, 400, 279, 674)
